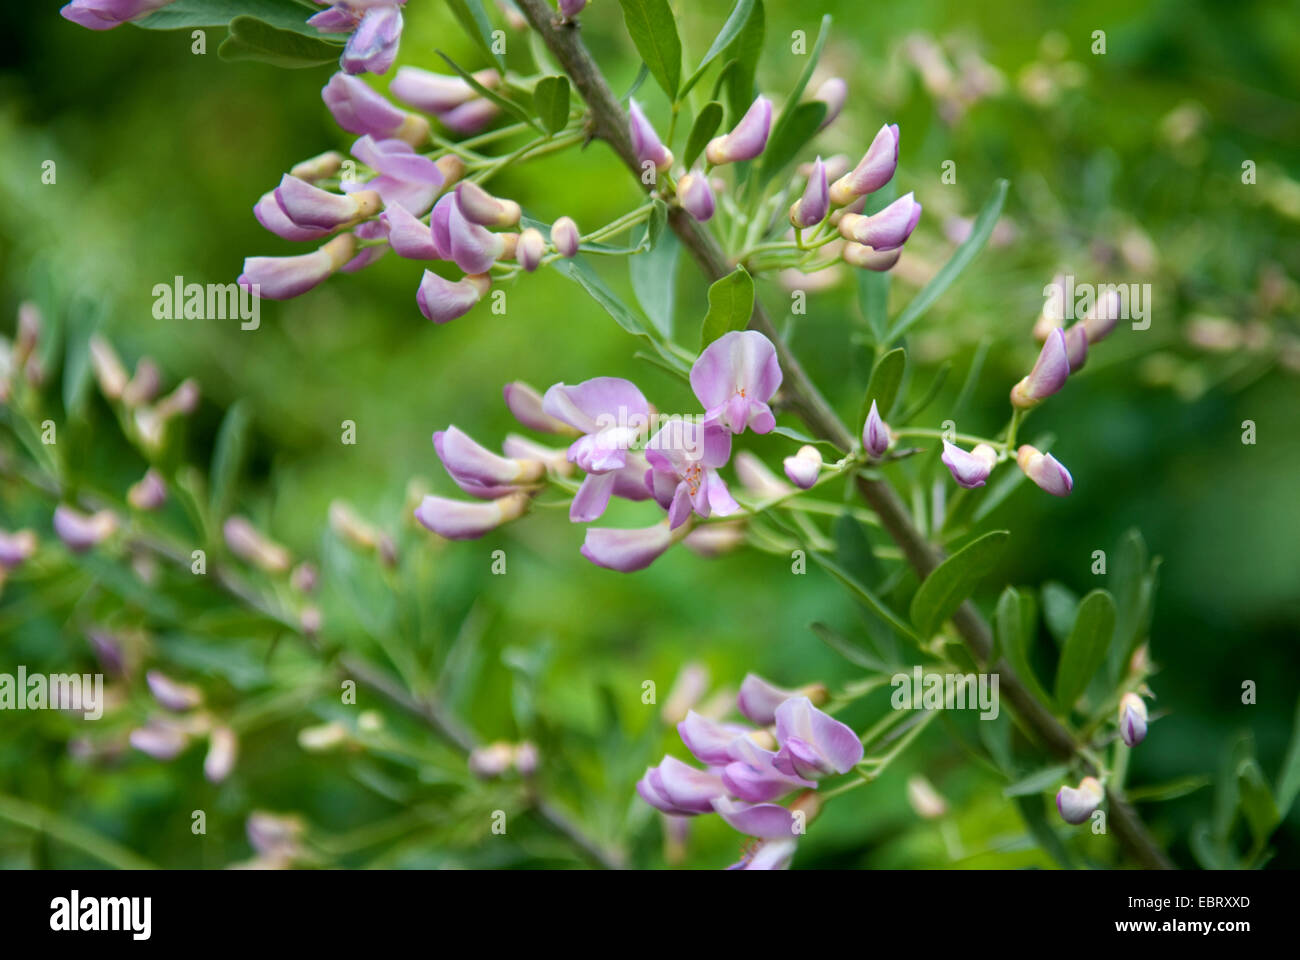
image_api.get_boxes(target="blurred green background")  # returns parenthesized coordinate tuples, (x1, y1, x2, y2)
(0, 0, 1297, 869)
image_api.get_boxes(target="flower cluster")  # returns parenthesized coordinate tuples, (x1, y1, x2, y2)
(637, 674, 862, 870)
(309, 0, 407, 76)
(415, 330, 783, 572)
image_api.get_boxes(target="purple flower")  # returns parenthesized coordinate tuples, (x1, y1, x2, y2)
(127, 468, 167, 511)
(728, 837, 798, 870)
(503, 381, 575, 434)
(0, 529, 38, 568)
(1056, 776, 1104, 824)
(340, 4, 403, 76)
(53, 505, 117, 553)
(447, 194, 506, 272)
(737, 673, 801, 725)
(322, 73, 427, 146)
(1016, 444, 1073, 497)
(543, 377, 650, 522)
(676, 711, 755, 766)
(60, 0, 174, 30)
(1063, 323, 1088, 371)
(130, 721, 188, 761)
(636, 756, 727, 815)
(240, 235, 357, 301)
(205, 726, 238, 784)
(676, 171, 715, 222)
(347, 135, 444, 215)
(690, 330, 783, 435)
(438, 98, 500, 135)
(223, 517, 291, 573)
(413, 491, 530, 540)
(1010, 328, 1070, 408)
(838, 192, 922, 250)
(276, 174, 381, 229)
(722, 736, 816, 802)
(147, 670, 202, 711)
(390, 66, 499, 113)
(254, 191, 330, 242)
(1083, 289, 1123, 344)
(772, 696, 864, 780)
(733, 452, 793, 499)
(558, 0, 587, 19)
(812, 77, 848, 130)
(645, 418, 740, 529)
(941, 440, 998, 489)
(829, 123, 899, 205)
(711, 796, 798, 838)
(863, 399, 892, 457)
(789, 156, 829, 228)
(514, 227, 546, 272)
(433, 425, 546, 491)
(416, 270, 490, 324)
(1118, 693, 1148, 747)
(706, 96, 773, 166)
(782, 445, 822, 489)
(380, 204, 438, 259)
(551, 216, 580, 258)
(581, 520, 681, 572)
(628, 100, 673, 172)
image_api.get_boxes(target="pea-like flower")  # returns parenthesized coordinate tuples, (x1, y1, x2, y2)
(502, 381, 575, 434)
(772, 696, 864, 780)
(783, 445, 822, 489)
(414, 490, 530, 540)
(837, 192, 922, 251)
(706, 96, 773, 166)
(380, 204, 439, 259)
(676, 171, 715, 222)
(543, 377, 651, 521)
(645, 418, 740, 529)
(843, 242, 902, 272)
(338, 4, 405, 76)
(322, 73, 428, 146)
(941, 440, 998, 489)
(204, 726, 238, 784)
(812, 78, 848, 130)
(863, 399, 892, 457)
(691, 331, 783, 435)
(53, 505, 118, 553)
(223, 516, 291, 573)
(737, 673, 802, 725)
(1118, 692, 1149, 747)
(580, 519, 684, 572)
(433, 425, 547, 495)
(1010, 328, 1070, 408)
(1056, 776, 1104, 824)
(240, 234, 357, 301)
(455, 181, 521, 227)
(276, 174, 381, 229)
(636, 756, 727, 815)
(514, 227, 546, 272)
(722, 736, 816, 803)
(551, 216, 580, 257)
(254, 191, 330, 242)
(1063, 323, 1089, 371)
(829, 123, 900, 206)
(416, 270, 490, 324)
(789, 156, 829, 229)
(389, 66, 500, 113)
(127, 468, 167, 511)
(347, 135, 445, 215)
(628, 100, 673, 172)
(60, 0, 174, 30)
(0, 529, 37, 569)
(1016, 444, 1073, 497)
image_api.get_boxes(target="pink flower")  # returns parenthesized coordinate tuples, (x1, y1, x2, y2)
(690, 331, 783, 435)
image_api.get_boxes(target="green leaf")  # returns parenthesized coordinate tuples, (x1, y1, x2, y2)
(1236, 759, 1280, 845)
(721, 0, 764, 123)
(209, 399, 251, 521)
(1054, 589, 1116, 711)
(1109, 527, 1158, 678)
(617, 0, 681, 100)
(61, 304, 99, 418)
(680, 0, 756, 97)
(857, 267, 891, 345)
(629, 228, 680, 339)
(759, 101, 825, 184)
(887, 179, 1008, 342)
(1040, 581, 1079, 646)
(769, 425, 839, 450)
(996, 586, 1053, 707)
(766, 13, 829, 160)
(438, 50, 540, 131)
(699, 266, 754, 349)
(1126, 776, 1211, 803)
(833, 513, 878, 585)
(218, 16, 341, 68)
(809, 554, 917, 640)
(532, 76, 571, 134)
(445, 0, 506, 73)
(1013, 795, 1076, 869)
(859, 348, 905, 434)
(810, 622, 889, 673)
(910, 531, 1010, 638)
(1276, 696, 1300, 817)
(136, 0, 330, 36)
(683, 101, 723, 168)
(1003, 764, 1070, 797)
(894, 360, 951, 424)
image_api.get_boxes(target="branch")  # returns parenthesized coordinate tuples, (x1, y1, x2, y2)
(515, 0, 1172, 870)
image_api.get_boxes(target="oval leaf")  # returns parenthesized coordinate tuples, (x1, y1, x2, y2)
(910, 530, 1010, 638)
(699, 266, 754, 349)
(533, 75, 571, 134)
(617, 0, 681, 100)
(859, 347, 905, 433)
(683, 100, 723, 169)
(1053, 589, 1115, 710)
(218, 15, 342, 68)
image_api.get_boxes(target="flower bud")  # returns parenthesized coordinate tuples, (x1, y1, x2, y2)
(122, 357, 161, 408)
(147, 670, 203, 712)
(1016, 444, 1073, 497)
(254, 191, 330, 242)
(390, 67, 500, 113)
(416, 270, 491, 324)
(941, 440, 998, 489)
(156, 378, 200, 419)
(812, 77, 848, 130)
(1010, 328, 1070, 408)
(706, 96, 772, 165)
(843, 242, 901, 272)
(1056, 776, 1104, 824)
(223, 516, 291, 573)
(276, 175, 381, 229)
(290, 562, 318, 594)
(447, 198, 505, 273)
(322, 73, 429, 146)
(53, 505, 118, 553)
(438, 98, 499, 135)
(289, 150, 345, 183)
(129, 721, 188, 761)
(733, 451, 793, 499)
(906, 775, 949, 819)
(863, 400, 893, 457)
(829, 123, 899, 205)
(514, 741, 539, 776)
(468, 741, 516, 779)
(837, 192, 922, 250)
(782, 445, 822, 489)
(503, 380, 575, 433)
(89, 335, 129, 400)
(1083, 289, 1122, 344)
(414, 490, 530, 540)
(676, 171, 716, 222)
(435, 154, 466, 188)
(628, 100, 673, 171)
(240, 234, 357, 301)
(551, 216, 580, 258)
(299, 721, 349, 752)
(127, 468, 167, 511)
(558, 0, 587, 19)
(1118, 692, 1148, 747)
(0, 529, 37, 569)
(434, 425, 547, 488)
(515, 227, 546, 272)
(789, 156, 829, 229)
(204, 726, 238, 783)
(455, 181, 521, 227)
